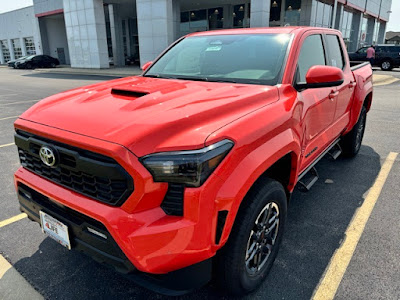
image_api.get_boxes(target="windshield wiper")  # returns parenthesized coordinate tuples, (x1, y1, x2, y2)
(170, 75, 209, 82)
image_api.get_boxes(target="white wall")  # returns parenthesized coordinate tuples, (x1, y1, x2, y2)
(33, 0, 63, 15)
(0, 6, 42, 63)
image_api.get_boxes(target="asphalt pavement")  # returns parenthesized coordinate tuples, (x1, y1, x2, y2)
(0, 67, 399, 300)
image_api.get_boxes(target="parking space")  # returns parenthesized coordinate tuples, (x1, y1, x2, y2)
(0, 67, 399, 299)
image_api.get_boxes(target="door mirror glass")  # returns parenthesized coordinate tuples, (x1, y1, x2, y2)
(141, 61, 153, 71)
(297, 65, 344, 90)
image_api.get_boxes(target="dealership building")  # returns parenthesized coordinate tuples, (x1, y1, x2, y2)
(0, 0, 393, 68)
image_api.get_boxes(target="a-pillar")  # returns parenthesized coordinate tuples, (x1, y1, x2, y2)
(63, 0, 109, 68)
(250, 0, 270, 27)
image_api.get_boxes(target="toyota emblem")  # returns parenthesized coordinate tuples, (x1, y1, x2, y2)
(39, 146, 57, 167)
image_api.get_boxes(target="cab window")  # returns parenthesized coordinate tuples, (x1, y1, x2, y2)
(296, 34, 326, 83)
(325, 35, 345, 69)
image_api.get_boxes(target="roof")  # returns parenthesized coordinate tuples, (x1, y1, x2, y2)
(186, 26, 341, 37)
(385, 31, 400, 40)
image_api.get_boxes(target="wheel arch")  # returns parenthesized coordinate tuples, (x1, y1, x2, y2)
(213, 137, 300, 250)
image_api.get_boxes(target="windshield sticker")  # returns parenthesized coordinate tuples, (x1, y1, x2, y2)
(206, 45, 222, 52)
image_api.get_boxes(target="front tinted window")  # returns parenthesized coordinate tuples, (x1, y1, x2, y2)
(297, 35, 326, 83)
(326, 35, 344, 69)
(145, 34, 291, 85)
(358, 47, 368, 54)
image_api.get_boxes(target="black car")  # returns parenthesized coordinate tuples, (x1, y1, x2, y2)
(14, 55, 60, 69)
(7, 56, 30, 68)
(348, 45, 400, 71)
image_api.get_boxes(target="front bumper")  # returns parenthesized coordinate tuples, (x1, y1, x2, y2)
(14, 119, 224, 280)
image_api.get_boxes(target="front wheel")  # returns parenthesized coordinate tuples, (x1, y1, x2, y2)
(381, 60, 392, 71)
(340, 106, 367, 157)
(215, 178, 287, 295)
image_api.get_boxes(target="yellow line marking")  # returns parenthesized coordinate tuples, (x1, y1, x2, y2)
(0, 142, 15, 148)
(0, 100, 39, 106)
(0, 115, 18, 121)
(0, 255, 12, 279)
(312, 152, 398, 300)
(0, 213, 27, 229)
(374, 78, 400, 87)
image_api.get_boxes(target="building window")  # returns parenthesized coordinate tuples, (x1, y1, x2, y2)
(1, 40, 11, 62)
(284, 0, 302, 26)
(24, 37, 36, 55)
(313, 1, 332, 28)
(208, 7, 224, 30)
(233, 4, 246, 27)
(270, 0, 282, 24)
(340, 10, 353, 48)
(12, 39, 23, 59)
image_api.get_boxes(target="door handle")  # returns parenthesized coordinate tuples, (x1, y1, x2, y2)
(329, 91, 339, 100)
(349, 81, 357, 88)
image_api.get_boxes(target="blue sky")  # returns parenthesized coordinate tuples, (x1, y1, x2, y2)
(0, 0, 399, 31)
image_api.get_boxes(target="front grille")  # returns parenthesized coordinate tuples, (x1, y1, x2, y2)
(15, 130, 134, 206)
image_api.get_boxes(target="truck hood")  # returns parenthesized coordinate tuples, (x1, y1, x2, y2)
(20, 76, 279, 156)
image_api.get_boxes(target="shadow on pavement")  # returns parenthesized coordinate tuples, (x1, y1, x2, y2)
(22, 72, 121, 81)
(12, 146, 381, 300)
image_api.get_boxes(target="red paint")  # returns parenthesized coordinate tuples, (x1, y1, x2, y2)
(35, 9, 64, 18)
(305, 65, 344, 84)
(14, 27, 373, 275)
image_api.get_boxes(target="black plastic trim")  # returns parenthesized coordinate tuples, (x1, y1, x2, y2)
(161, 183, 185, 216)
(215, 210, 228, 245)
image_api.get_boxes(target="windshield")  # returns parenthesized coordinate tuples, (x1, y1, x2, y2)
(144, 33, 291, 85)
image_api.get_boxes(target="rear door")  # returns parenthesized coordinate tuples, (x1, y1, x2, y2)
(295, 33, 337, 170)
(325, 34, 354, 136)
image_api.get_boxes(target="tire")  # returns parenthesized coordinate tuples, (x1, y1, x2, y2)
(381, 60, 392, 71)
(340, 106, 367, 157)
(26, 63, 32, 69)
(50, 62, 56, 68)
(215, 178, 287, 295)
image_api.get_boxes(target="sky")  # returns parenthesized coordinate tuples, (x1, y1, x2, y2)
(0, 0, 399, 31)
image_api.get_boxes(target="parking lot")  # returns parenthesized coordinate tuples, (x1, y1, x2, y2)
(0, 66, 399, 299)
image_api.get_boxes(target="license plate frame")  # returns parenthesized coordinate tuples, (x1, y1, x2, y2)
(40, 211, 71, 250)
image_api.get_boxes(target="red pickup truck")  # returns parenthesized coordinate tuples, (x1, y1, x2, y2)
(14, 27, 372, 295)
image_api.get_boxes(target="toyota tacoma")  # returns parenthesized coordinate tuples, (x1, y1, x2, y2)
(14, 27, 373, 295)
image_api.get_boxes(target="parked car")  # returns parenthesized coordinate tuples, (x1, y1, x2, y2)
(348, 44, 400, 70)
(14, 55, 60, 69)
(7, 56, 29, 68)
(14, 27, 373, 296)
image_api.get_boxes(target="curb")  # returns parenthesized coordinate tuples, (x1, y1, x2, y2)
(0, 255, 43, 300)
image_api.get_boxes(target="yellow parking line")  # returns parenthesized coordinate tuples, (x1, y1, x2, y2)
(0, 115, 18, 121)
(0, 213, 27, 229)
(312, 152, 398, 300)
(0, 255, 12, 279)
(0, 142, 15, 148)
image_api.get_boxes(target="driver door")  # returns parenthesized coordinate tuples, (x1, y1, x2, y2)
(295, 33, 337, 171)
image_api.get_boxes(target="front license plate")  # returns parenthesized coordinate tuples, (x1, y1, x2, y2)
(40, 211, 71, 250)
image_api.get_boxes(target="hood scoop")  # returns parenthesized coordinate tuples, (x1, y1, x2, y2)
(111, 88, 149, 98)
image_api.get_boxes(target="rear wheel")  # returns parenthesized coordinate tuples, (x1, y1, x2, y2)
(340, 106, 367, 157)
(50, 62, 56, 68)
(215, 178, 287, 295)
(381, 60, 392, 71)
(26, 63, 32, 69)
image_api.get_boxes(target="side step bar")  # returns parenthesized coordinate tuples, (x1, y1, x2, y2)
(297, 139, 341, 191)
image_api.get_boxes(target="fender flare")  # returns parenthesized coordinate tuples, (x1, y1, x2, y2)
(212, 128, 301, 249)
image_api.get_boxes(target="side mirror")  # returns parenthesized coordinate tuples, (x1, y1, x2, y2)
(141, 61, 153, 71)
(296, 65, 344, 90)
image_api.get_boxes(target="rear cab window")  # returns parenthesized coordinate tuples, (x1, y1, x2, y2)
(325, 34, 345, 69)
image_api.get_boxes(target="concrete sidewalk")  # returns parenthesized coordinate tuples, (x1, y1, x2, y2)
(33, 65, 142, 77)
(0, 255, 43, 300)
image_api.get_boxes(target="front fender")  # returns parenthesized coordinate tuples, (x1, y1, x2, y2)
(210, 128, 301, 250)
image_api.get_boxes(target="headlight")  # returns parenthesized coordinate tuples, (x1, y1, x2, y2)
(140, 140, 234, 187)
